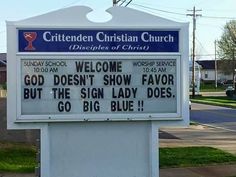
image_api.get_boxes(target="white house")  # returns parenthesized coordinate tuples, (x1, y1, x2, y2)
(196, 60, 233, 84)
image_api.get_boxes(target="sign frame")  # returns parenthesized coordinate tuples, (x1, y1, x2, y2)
(16, 54, 181, 122)
(7, 5, 189, 129)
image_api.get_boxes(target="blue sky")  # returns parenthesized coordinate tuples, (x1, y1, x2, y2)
(1, 0, 236, 60)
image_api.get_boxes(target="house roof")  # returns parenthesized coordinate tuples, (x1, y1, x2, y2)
(0, 53, 6, 67)
(196, 60, 215, 70)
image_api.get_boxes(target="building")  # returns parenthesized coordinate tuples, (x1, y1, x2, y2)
(0, 53, 6, 85)
(196, 60, 233, 84)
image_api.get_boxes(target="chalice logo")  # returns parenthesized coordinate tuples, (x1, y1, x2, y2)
(24, 32, 37, 50)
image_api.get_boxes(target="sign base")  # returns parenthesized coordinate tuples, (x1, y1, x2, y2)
(40, 122, 159, 177)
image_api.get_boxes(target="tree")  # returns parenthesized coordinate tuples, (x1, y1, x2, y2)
(218, 20, 236, 83)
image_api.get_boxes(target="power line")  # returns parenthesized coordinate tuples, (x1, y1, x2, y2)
(202, 9, 236, 12)
(202, 15, 236, 20)
(113, 0, 133, 7)
(125, 0, 132, 7)
(196, 37, 212, 56)
(119, 0, 126, 6)
(131, 3, 186, 16)
(131, 3, 236, 20)
(133, 2, 187, 10)
(197, 23, 223, 28)
(130, 4, 186, 22)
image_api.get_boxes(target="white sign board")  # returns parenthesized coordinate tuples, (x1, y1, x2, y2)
(7, 6, 189, 125)
(19, 56, 180, 121)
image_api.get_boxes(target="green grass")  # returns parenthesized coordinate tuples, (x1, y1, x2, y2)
(160, 147, 236, 168)
(0, 142, 36, 173)
(191, 96, 236, 108)
(1, 143, 236, 172)
(190, 121, 199, 126)
(200, 84, 225, 92)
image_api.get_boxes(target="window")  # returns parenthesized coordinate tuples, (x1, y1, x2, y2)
(204, 71, 208, 78)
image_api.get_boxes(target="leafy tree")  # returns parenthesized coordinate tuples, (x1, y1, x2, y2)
(218, 20, 236, 82)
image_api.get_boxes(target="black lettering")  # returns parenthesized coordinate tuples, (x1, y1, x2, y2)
(161, 87, 166, 98)
(166, 87, 172, 98)
(24, 75, 44, 86)
(54, 75, 59, 85)
(61, 75, 67, 85)
(110, 100, 134, 112)
(161, 75, 167, 85)
(81, 88, 104, 99)
(73, 74, 79, 85)
(147, 87, 156, 98)
(147, 87, 173, 98)
(67, 75, 73, 85)
(79, 75, 86, 85)
(75, 61, 84, 72)
(142, 74, 174, 85)
(23, 88, 42, 99)
(53, 74, 94, 86)
(24, 88, 29, 99)
(96, 62, 102, 72)
(83, 101, 100, 112)
(168, 74, 174, 85)
(24, 75, 31, 86)
(112, 87, 137, 98)
(103, 75, 131, 86)
(75, 61, 122, 73)
(58, 101, 71, 112)
(103, 62, 108, 72)
(52, 88, 70, 99)
(142, 74, 147, 85)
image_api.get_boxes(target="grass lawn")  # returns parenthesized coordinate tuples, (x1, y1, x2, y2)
(191, 96, 236, 109)
(160, 146, 236, 168)
(0, 142, 36, 173)
(1, 143, 236, 172)
(200, 84, 225, 92)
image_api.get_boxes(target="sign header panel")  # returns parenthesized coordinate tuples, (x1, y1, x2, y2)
(19, 57, 178, 121)
(18, 30, 179, 53)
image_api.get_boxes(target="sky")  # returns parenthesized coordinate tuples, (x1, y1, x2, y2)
(0, 0, 236, 60)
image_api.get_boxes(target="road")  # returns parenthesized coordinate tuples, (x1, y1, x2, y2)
(191, 103, 236, 131)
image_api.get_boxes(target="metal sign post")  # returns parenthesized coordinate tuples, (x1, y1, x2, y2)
(7, 6, 189, 177)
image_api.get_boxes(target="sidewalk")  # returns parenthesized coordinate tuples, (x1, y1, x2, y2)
(159, 125, 236, 177)
(160, 164, 236, 177)
(160, 125, 236, 155)
(200, 91, 226, 97)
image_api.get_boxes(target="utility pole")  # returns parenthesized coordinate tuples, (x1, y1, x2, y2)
(214, 40, 218, 89)
(187, 6, 202, 98)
